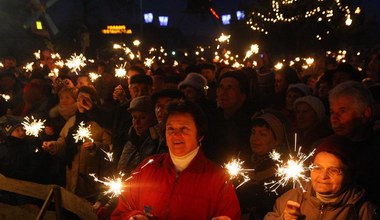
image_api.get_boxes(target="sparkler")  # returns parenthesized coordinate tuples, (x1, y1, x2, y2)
(65, 53, 87, 74)
(264, 146, 315, 195)
(89, 72, 101, 82)
(101, 149, 114, 162)
(115, 63, 127, 78)
(89, 159, 154, 198)
(72, 121, 93, 143)
(22, 116, 46, 137)
(34, 50, 41, 60)
(224, 158, 255, 189)
(0, 94, 10, 101)
(23, 62, 34, 72)
(144, 56, 155, 68)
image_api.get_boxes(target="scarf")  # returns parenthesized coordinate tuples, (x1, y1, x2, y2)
(58, 103, 78, 120)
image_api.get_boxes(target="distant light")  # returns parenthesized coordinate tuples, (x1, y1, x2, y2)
(236, 11, 245, 20)
(144, 13, 153, 23)
(355, 7, 361, 14)
(158, 16, 169, 26)
(36, 21, 43, 30)
(171, 51, 176, 56)
(222, 14, 231, 25)
(345, 15, 352, 26)
(133, 40, 141, 47)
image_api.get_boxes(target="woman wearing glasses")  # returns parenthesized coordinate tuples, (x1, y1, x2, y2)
(264, 135, 378, 220)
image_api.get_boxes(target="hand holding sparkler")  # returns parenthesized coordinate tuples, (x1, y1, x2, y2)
(283, 200, 303, 220)
(42, 141, 57, 155)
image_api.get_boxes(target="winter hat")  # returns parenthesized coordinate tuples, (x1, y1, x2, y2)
(287, 83, 312, 96)
(151, 89, 184, 105)
(129, 74, 153, 85)
(294, 96, 326, 120)
(219, 70, 250, 96)
(128, 96, 154, 113)
(178, 73, 207, 94)
(251, 111, 286, 145)
(0, 115, 23, 137)
(313, 135, 355, 172)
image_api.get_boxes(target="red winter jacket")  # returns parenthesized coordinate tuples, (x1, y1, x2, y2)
(111, 150, 241, 220)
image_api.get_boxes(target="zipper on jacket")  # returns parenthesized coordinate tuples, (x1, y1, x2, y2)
(165, 171, 180, 218)
(318, 203, 325, 220)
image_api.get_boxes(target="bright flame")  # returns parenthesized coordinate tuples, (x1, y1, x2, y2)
(217, 33, 231, 43)
(22, 116, 46, 137)
(73, 121, 93, 143)
(224, 158, 255, 188)
(1, 94, 11, 101)
(101, 149, 114, 162)
(264, 145, 315, 195)
(115, 63, 127, 78)
(89, 72, 101, 82)
(65, 53, 87, 74)
(23, 62, 34, 72)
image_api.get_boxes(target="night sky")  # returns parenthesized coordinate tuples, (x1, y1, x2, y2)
(0, 0, 379, 60)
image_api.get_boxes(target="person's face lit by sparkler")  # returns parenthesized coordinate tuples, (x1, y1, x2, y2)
(286, 89, 304, 111)
(59, 90, 76, 108)
(311, 152, 346, 194)
(76, 76, 92, 88)
(216, 77, 247, 114)
(166, 113, 198, 157)
(329, 95, 367, 137)
(131, 111, 155, 136)
(127, 69, 141, 84)
(200, 68, 215, 84)
(155, 97, 173, 124)
(129, 83, 152, 99)
(250, 125, 278, 156)
(295, 102, 318, 131)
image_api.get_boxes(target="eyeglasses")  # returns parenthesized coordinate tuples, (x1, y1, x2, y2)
(311, 164, 344, 177)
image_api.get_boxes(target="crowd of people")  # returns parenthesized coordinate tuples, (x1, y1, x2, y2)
(0, 47, 380, 219)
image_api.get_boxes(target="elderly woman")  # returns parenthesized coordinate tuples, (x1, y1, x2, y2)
(111, 99, 241, 220)
(264, 135, 377, 220)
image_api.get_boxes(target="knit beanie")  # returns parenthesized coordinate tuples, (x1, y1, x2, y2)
(288, 83, 312, 96)
(251, 112, 285, 145)
(0, 116, 23, 137)
(294, 96, 326, 120)
(313, 135, 355, 172)
(178, 73, 207, 94)
(130, 74, 153, 85)
(128, 96, 154, 113)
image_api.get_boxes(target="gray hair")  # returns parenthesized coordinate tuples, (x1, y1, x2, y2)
(329, 81, 375, 121)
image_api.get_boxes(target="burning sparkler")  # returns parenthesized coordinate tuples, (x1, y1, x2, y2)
(65, 53, 87, 74)
(73, 121, 93, 143)
(224, 158, 255, 189)
(89, 72, 101, 82)
(23, 62, 34, 72)
(22, 116, 46, 137)
(0, 94, 10, 101)
(90, 159, 154, 198)
(264, 146, 315, 195)
(101, 149, 114, 162)
(34, 50, 41, 60)
(115, 63, 127, 78)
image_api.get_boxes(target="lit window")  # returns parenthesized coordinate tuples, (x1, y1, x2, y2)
(158, 16, 169, 26)
(222, 14, 231, 25)
(144, 13, 153, 23)
(236, 11, 245, 20)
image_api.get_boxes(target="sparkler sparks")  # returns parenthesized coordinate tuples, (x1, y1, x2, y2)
(264, 146, 315, 195)
(23, 62, 34, 72)
(90, 159, 154, 198)
(65, 53, 87, 74)
(34, 50, 41, 60)
(101, 149, 114, 162)
(89, 72, 101, 82)
(22, 116, 46, 137)
(73, 121, 93, 143)
(224, 158, 255, 189)
(115, 63, 127, 78)
(0, 94, 10, 101)
(89, 172, 127, 198)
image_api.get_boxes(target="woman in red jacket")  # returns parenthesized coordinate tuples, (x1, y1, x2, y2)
(111, 99, 241, 220)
